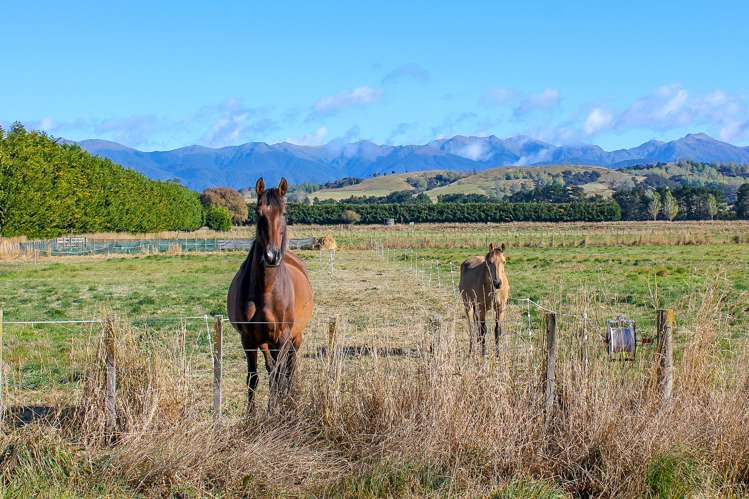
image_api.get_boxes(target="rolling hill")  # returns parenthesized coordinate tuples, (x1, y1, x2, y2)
(311, 162, 749, 202)
(76, 133, 749, 191)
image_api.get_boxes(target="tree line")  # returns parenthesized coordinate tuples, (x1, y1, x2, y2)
(0, 125, 204, 237)
(245, 201, 622, 225)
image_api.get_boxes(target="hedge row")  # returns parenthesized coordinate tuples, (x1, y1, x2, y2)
(0, 126, 204, 237)
(248, 201, 622, 224)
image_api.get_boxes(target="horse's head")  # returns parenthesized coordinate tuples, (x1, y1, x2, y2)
(254, 177, 288, 267)
(485, 242, 507, 289)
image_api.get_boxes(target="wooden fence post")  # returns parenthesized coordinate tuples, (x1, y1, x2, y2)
(213, 317, 223, 420)
(543, 311, 558, 421)
(104, 318, 117, 436)
(656, 309, 674, 405)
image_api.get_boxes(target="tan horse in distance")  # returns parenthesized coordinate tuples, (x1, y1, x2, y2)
(459, 243, 510, 356)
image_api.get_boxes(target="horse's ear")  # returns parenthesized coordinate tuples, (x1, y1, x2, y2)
(278, 177, 288, 197)
(255, 178, 265, 197)
(489, 242, 496, 251)
(500, 243, 506, 252)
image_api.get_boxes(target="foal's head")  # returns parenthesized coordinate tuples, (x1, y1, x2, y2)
(485, 242, 507, 289)
(254, 177, 288, 267)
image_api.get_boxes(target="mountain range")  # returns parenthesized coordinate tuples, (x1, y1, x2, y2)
(76, 133, 749, 191)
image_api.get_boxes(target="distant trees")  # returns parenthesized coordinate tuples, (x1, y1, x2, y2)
(340, 209, 361, 224)
(437, 193, 493, 203)
(406, 172, 464, 191)
(736, 184, 749, 219)
(507, 182, 585, 203)
(646, 191, 661, 221)
(200, 187, 248, 225)
(612, 185, 731, 221)
(331, 190, 432, 205)
(204, 206, 232, 231)
(706, 194, 718, 220)
(662, 190, 679, 221)
(249, 201, 622, 225)
(0, 124, 203, 237)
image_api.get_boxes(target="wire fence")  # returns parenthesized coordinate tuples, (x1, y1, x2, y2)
(0, 241, 677, 422)
(13, 236, 319, 257)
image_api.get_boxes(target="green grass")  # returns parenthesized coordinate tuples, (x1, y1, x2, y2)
(2, 226, 749, 497)
(645, 451, 705, 498)
(2, 241, 747, 395)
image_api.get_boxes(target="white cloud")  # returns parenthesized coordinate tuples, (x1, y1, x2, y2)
(38, 117, 55, 130)
(308, 86, 383, 120)
(456, 141, 488, 161)
(720, 120, 749, 142)
(382, 63, 430, 84)
(481, 87, 515, 106)
(513, 88, 561, 117)
(614, 84, 748, 140)
(197, 99, 279, 147)
(287, 126, 329, 146)
(584, 107, 613, 135)
(619, 84, 690, 129)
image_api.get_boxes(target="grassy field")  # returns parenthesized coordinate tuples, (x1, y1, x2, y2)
(312, 170, 454, 200)
(1, 222, 749, 496)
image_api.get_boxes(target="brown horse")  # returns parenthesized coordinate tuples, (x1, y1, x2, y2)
(459, 243, 510, 356)
(227, 177, 314, 411)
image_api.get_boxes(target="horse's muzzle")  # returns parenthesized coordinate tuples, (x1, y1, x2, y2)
(264, 248, 283, 267)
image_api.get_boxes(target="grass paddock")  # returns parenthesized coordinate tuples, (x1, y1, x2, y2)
(0, 222, 748, 496)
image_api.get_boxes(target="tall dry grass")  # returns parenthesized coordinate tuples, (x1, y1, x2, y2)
(1, 286, 748, 496)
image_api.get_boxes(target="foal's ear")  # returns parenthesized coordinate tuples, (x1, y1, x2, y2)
(278, 177, 288, 197)
(489, 242, 496, 251)
(255, 177, 265, 197)
(500, 242, 506, 252)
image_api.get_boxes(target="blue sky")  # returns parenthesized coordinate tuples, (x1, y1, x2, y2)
(2, 1, 748, 150)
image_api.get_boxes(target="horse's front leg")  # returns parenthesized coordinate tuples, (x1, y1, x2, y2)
(478, 321, 487, 357)
(492, 301, 504, 357)
(244, 345, 259, 416)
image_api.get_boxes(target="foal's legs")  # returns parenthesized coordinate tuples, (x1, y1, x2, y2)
(476, 304, 487, 357)
(493, 305, 503, 357)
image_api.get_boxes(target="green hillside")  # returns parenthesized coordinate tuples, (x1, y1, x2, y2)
(312, 162, 749, 202)
(313, 170, 462, 201)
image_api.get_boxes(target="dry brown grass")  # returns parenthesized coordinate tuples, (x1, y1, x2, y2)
(1, 279, 748, 496)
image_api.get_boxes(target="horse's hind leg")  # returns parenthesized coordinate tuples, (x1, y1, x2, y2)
(267, 338, 296, 411)
(462, 298, 475, 356)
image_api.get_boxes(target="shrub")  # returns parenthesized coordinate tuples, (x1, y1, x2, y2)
(204, 206, 232, 231)
(200, 187, 248, 225)
(340, 209, 361, 224)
